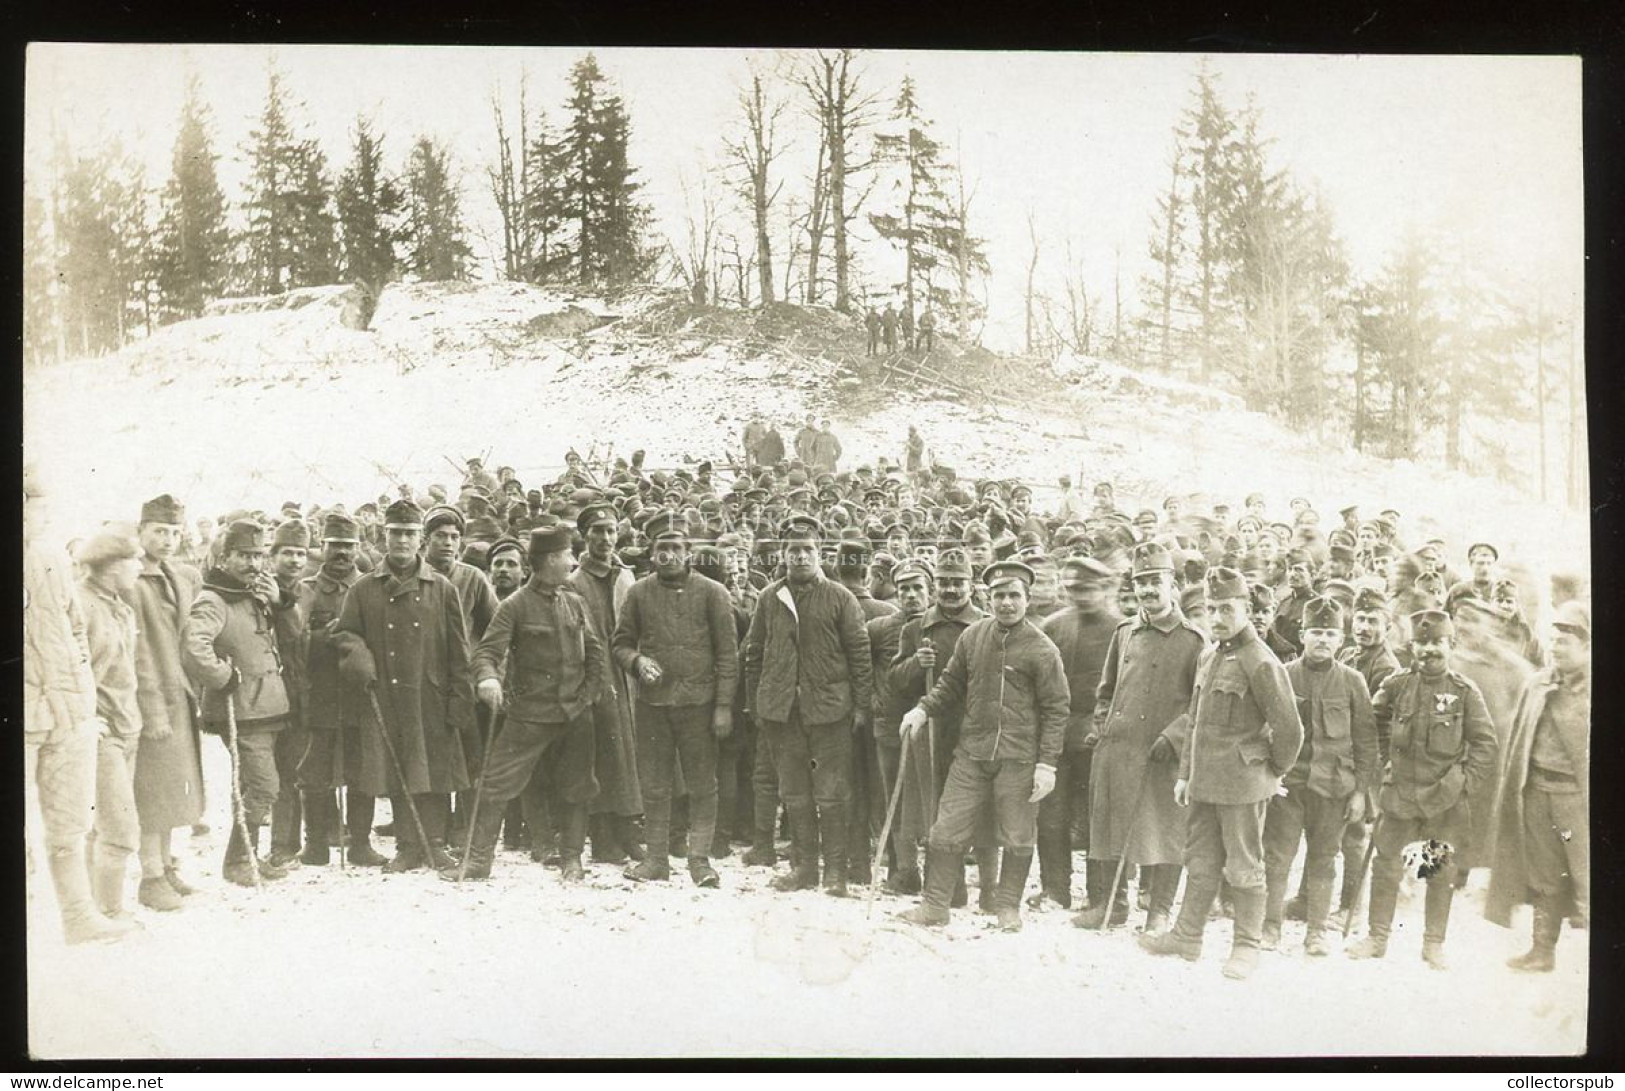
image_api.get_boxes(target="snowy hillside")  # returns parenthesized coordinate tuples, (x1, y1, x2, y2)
(24, 280, 1587, 579)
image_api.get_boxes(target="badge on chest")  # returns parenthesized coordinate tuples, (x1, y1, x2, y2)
(1432, 692, 1458, 715)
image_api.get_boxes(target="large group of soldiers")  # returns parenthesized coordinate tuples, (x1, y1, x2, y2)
(23, 431, 1590, 983)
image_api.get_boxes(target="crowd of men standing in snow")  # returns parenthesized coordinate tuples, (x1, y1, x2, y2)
(23, 428, 1589, 981)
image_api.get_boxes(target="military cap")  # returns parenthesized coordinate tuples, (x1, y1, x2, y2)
(487, 536, 525, 566)
(1409, 609, 1454, 642)
(1248, 582, 1276, 611)
(892, 559, 933, 587)
(467, 515, 503, 542)
(1551, 601, 1591, 642)
(76, 528, 141, 568)
(384, 499, 425, 529)
(424, 504, 465, 535)
(1380, 509, 1401, 523)
(140, 494, 186, 525)
(871, 550, 897, 572)
(272, 519, 311, 550)
(527, 522, 572, 556)
(357, 501, 380, 517)
(1180, 583, 1209, 614)
(834, 539, 872, 572)
(962, 522, 992, 546)
(1323, 578, 1356, 604)
(1235, 514, 1263, 533)
(935, 549, 974, 580)
(1339, 505, 1359, 519)
(697, 460, 713, 476)
(1269, 522, 1295, 542)
(644, 510, 687, 544)
(220, 519, 269, 555)
(1372, 542, 1398, 560)
(984, 559, 1035, 591)
(1244, 492, 1266, 507)
(1327, 528, 1356, 549)
(280, 500, 302, 517)
(577, 503, 618, 536)
(1467, 541, 1498, 562)
(1060, 555, 1116, 582)
(1131, 542, 1174, 576)
(1302, 596, 1343, 632)
(779, 513, 824, 542)
(320, 512, 361, 543)
(1329, 543, 1355, 564)
(1351, 587, 1388, 615)
(1206, 566, 1248, 602)
(1011, 483, 1033, 500)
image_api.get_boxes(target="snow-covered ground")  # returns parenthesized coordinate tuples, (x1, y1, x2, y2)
(23, 281, 1590, 1058)
(26, 738, 1586, 1059)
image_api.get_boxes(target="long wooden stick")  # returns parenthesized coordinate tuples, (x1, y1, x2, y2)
(865, 744, 911, 918)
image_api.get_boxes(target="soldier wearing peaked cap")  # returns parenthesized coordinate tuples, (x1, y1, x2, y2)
(1140, 567, 1304, 980)
(182, 520, 295, 887)
(329, 500, 477, 874)
(1486, 601, 1590, 972)
(569, 501, 644, 866)
(1082, 541, 1206, 933)
(1263, 597, 1379, 956)
(830, 536, 897, 886)
(898, 556, 1071, 932)
(265, 520, 316, 870)
(1348, 609, 1498, 970)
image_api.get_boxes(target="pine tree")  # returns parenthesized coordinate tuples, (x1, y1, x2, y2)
(1359, 234, 1444, 460)
(403, 136, 472, 281)
(1174, 62, 1236, 381)
(336, 117, 405, 287)
(241, 64, 336, 294)
(54, 139, 144, 355)
(287, 139, 339, 287)
(153, 75, 231, 320)
(558, 54, 652, 289)
(521, 114, 570, 282)
(1140, 145, 1186, 370)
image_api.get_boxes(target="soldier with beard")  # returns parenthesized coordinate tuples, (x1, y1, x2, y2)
(296, 513, 385, 866)
(1348, 609, 1497, 970)
(331, 501, 476, 874)
(1083, 543, 1205, 932)
(1031, 555, 1120, 910)
(485, 536, 545, 853)
(182, 520, 293, 886)
(871, 559, 931, 893)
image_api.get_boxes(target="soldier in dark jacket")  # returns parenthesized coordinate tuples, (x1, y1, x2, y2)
(1083, 543, 1205, 932)
(1486, 602, 1589, 973)
(450, 523, 605, 882)
(266, 519, 312, 869)
(742, 514, 872, 897)
(1032, 555, 1120, 910)
(1264, 597, 1378, 955)
(182, 520, 293, 887)
(871, 560, 931, 893)
(1140, 567, 1304, 980)
(296, 513, 384, 866)
(1348, 609, 1498, 970)
(889, 549, 996, 909)
(1271, 550, 1316, 656)
(331, 500, 477, 874)
(757, 425, 786, 468)
(899, 560, 1070, 932)
(833, 539, 896, 885)
(612, 512, 739, 888)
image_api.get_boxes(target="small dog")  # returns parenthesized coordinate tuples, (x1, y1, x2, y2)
(1401, 839, 1456, 881)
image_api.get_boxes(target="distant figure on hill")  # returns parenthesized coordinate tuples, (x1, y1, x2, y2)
(905, 425, 931, 475)
(794, 414, 819, 465)
(882, 305, 899, 355)
(758, 422, 786, 466)
(865, 308, 882, 357)
(742, 416, 767, 468)
(900, 307, 915, 354)
(917, 309, 936, 354)
(812, 420, 843, 474)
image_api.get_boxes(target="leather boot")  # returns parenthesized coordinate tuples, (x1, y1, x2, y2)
(1302, 877, 1334, 955)
(1035, 827, 1073, 909)
(1283, 884, 1307, 922)
(975, 843, 999, 914)
(591, 813, 628, 865)
(139, 874, 183, 912)
(899, 846, 960, 927)
(1144, 864, 1181, 934)
(345, 793, 388, 866)
(51, 850, 136, 945)
(1224, 887, 1267, 979)
(1349, 864, 1399, 959)
(627, 798, 672, 882)
(820, 808, 851, 898)
(688, 856, 721, 889)
(1073, 859, 1129, 929)
(1421, 876, 1454, 970)
(743, 806, 778, 867)
(440, 799, 506, 881)
(621, 815, 648, 864)
(1508, 896, 1561, 972)
(770, 805, 821, 892)
(223, 825, 261, 886)
(1142, 874, 1214, 959)
(558, 804, 588, 882)
(300, 791, 332, 866)
(951, 865, 969, 908)
(885, 843, 922, 895)
(164, 866, 197, 897)
(995, 850, 1034, 932)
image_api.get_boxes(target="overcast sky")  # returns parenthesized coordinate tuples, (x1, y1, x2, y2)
(26, 45, 1582, 350)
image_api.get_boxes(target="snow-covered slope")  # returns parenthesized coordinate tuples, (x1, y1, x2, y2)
(24, 280, 1587, 580)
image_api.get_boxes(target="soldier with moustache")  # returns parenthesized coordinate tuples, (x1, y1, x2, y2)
(1081, 543, 1206, 932)
(899, 560, 1070, 932)
(611, 512, 739, 889)
(889, 549, 998, 910)
(833, 538, 897, 886)
(451, 523, 606, 881)
(1140, 567, 1304, 980)
(1263, 596, 1378, 955)
(1348, 609, 1498, 970)
(1271, 549, 1316, 656)
(295, 513, 385, 866)
(871, 558, 932, 893)
(266, 519, 313, 870)
(484, 536, 545, 853)
(331, 500, 477, 874)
